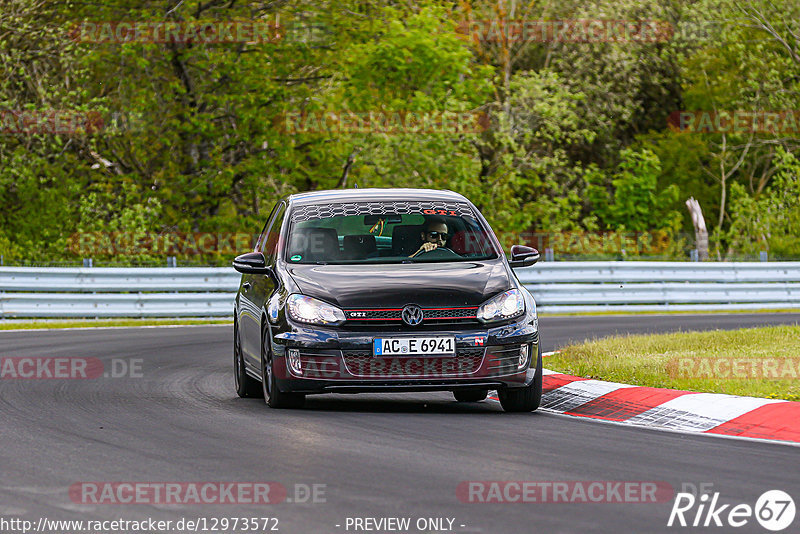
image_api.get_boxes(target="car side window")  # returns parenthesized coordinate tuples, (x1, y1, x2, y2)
(255, 202, 279, 252)
(260, 202, 287, 263)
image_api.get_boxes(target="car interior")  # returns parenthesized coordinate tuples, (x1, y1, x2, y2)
(286, 214, 495, 263)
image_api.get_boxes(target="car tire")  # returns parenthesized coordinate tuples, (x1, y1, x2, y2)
(261, 323, 305, 409)
(234, 319, 262, 398)
(453, 389, 488, 402)
(498, 344, 543, 413)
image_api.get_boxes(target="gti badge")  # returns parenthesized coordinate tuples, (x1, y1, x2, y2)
(401, 305, 423, 326)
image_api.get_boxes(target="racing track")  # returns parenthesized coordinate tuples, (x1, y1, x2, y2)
(1, 313, 799, 534)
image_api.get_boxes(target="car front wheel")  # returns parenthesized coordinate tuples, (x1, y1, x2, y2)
(261, 324, 305, 409)
(498, 344, 543, 413)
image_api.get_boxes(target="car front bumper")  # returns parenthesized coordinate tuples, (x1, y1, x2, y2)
(269, 319, 539, 395)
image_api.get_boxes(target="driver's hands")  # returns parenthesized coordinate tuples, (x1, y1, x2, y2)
(409, 242, 438, 258)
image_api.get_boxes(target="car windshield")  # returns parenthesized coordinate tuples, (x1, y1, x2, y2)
(285, 201, 498, 264)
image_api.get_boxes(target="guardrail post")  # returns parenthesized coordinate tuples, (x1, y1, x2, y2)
(760, 251, 768, 262)
(690, 249, 699, 262)
(82, 258, 93, 268)
(545, 248, 554, 262)
(167, 256, 177, 268)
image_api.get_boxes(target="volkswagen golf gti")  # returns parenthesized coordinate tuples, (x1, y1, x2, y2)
(232, 188, 542, 411)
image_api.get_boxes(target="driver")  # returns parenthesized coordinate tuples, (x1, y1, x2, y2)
(409, 217, 449, 257)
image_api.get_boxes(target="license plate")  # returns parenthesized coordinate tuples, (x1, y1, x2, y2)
(373, 337, 455, 356)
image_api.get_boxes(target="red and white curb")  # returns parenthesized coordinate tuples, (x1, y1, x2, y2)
(496, 352, 800, 445)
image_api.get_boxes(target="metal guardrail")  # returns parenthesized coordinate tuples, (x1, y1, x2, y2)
(0, 268, 239, 318)
(516, 261, 800, 312)
(0, 267, 237, 292)
(0, 293, 234, 317)
(1, 262, 799, 317)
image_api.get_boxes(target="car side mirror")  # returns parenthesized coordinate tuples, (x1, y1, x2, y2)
(508, 245, 540, 268)
(233, 251, 273, 277)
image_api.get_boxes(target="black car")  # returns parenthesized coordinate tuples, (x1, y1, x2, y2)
(232, 188, 542, 412)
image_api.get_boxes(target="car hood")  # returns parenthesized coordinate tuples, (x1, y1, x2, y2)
(286, 261, 511, 308)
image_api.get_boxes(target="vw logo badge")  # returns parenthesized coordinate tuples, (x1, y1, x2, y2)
(401, 305, 423, 326)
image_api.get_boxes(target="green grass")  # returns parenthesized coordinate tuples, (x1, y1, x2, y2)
(0, 318, 232, 330)
(547, 325, 800, 401)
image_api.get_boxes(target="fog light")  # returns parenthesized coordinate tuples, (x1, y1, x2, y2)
(518, 344, 530, 370)
(288, 349, 303, 376)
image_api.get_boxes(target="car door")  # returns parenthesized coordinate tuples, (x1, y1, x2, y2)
(240, 201, 286, 371)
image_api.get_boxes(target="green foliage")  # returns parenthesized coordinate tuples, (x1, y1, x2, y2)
(636, 131, 716, 233)
(725, 148, 800, 258)
(1, 0, 800, 262)
(586, 148, 681, 233)
(495, 70, 597, 234)
(343, 7, 491, 109)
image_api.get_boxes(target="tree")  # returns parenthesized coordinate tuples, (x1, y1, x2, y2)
(586, 147, 680, 232)
(725, 148, 800, 258)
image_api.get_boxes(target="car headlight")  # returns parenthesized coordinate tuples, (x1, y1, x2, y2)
(286, 294, 346, 326)
(477, 289, 525, 323)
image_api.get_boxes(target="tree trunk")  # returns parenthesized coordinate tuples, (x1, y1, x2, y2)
(685, 197, 708, 261)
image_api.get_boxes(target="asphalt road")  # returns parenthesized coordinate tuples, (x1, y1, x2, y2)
(1, 313, 799, 534)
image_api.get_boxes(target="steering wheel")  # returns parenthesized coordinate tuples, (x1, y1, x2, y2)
(414, 246, 461, 259)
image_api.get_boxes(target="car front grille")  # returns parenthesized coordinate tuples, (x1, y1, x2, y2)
(342, 347, 485, 378)
(343, 306, 479, 326)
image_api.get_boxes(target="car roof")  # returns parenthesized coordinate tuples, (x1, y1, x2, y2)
(288, 188, 469, 206)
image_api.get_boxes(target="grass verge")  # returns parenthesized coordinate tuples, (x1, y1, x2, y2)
(546, 325, 800, 401)
(0, 318, 232, 330)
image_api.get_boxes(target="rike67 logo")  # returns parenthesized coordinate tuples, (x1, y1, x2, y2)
(668, 488, 795, 531)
